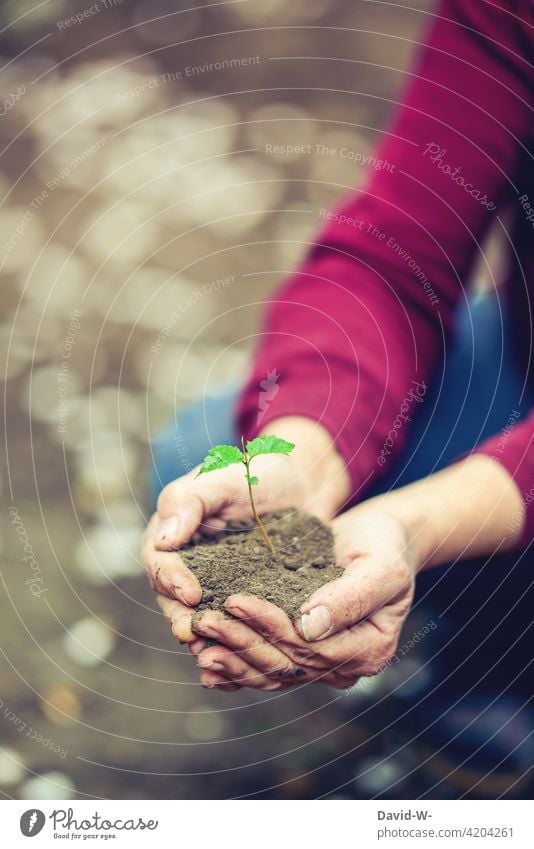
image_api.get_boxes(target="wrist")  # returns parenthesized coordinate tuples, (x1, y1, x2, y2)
(355, 487, 435, 574)
(359, 455, 525, 572)
(258, 416, 351, 518)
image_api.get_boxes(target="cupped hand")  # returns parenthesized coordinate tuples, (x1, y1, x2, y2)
(143, 418, 349, 607)
(159, 509, 418, 691)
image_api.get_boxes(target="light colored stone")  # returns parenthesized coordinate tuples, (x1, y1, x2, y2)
(0, 748, 26, 785)
(184, 706, 226, 741)
(81, 200, 159, 269)
(353, 755, 406, 795)
(271, 205, 316, 266)
(16, 244, 87, 316)
(0, 324, 34, 381)
(74, 523, 142, 584)
(248, 102, 316, 161)
(23, 365, 83, 425)
(20, 770, 76, 800)
(63, 617, 116, 667)
(217, 0, 333, 22)
(0, 207, 45, 273)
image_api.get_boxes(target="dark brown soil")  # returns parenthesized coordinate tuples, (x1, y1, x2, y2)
(179, 509, 341, 621)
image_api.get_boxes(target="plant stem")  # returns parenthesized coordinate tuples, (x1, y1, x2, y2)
(241, 437, 276, 555)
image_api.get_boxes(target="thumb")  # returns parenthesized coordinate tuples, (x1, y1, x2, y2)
(155, 468, 231, 550)
(154, 465, 245, 550)
(297, 558, 401, 641)
(154, 487, 204, 551)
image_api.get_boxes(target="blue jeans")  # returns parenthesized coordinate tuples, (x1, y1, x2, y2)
(151, 295, 534, 767)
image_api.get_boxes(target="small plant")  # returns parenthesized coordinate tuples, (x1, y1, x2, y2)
(197, 434, 295, 553)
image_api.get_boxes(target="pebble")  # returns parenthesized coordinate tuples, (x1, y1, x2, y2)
(344, 671, 389, 702)
(17, 245, 87, 317)
(184, 707, 226, 741)
(388, 657, 433, 700)
(20, 771, 76, 800)
(217, 0, 332, 22)
(105, 268, 204, 333)
(180, 156, 282, 237)
(63, 617, 116, 667)
(0, 207, 45, 273)
(249, 102, 316, 161)
(0, 748, 26, 785)
(1, 0, 65, 31)
(353, 755, 407, 795)
(81, 201, 159, 269)
(40, 685, 82, 726)
(74, 523, 142, 584)
(0, 324, 34, 381)
(167, 101, 238, 159)
(271, 204, 315, 266)
(23, 365, 83, 425)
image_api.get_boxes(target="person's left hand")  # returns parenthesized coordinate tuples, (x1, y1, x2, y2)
(158, 508, 418, 691)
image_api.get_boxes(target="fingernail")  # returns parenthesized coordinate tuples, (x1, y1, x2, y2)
(225, 605, 248, 621)
(173, 586, 186, 604)
(189, 639, 207, 656)
(173, 579, 198, 607)
(198, 624, 220, 638)
(157, 516, 180, 544)
(301, 605, 332, 641)
(198, 657, 225, 672)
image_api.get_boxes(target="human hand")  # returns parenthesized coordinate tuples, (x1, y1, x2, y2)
(158, 454, 525, 690)
(143, 417, 350, 610)
(159, 508, 417, 690)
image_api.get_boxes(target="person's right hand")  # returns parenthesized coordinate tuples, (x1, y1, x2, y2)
(142, 417, 350, 612)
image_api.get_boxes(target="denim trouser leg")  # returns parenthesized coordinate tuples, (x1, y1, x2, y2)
(367, 292, 534, 495)
(150, 391, 238, 508)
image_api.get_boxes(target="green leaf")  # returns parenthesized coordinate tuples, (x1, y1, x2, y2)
(246, 434, 295, 458)
(248, 475, 259, 486)
(197, 444, 244, 475)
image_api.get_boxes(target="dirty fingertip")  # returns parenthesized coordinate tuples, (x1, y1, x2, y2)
(171, 616, 194, 643)
(224, 594, 254, 615)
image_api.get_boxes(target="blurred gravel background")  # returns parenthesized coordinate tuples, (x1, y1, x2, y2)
(1, 0, 517, 801)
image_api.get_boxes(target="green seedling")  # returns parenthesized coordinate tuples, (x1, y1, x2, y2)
(196, 434, 295, 554)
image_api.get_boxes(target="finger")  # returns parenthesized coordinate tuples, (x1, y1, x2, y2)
(223, 596, 327, 669)
(224, 595, 296, 646)
(201, 517, 228, 536)
(156, 595, 195, 643)
(188, 638, 208, 657)
(226, 594, 386, 671)
(155, 489, 205, 551)
(198, 642, 356, 689)
(192, 609, 299, 678)
(199, 669, 241, 691)
(197, 646, 284, 690)
(298, 556, 409, 641)
(155, 469, 239, 551)
(144, 548, 202, 605)
(143, 514, 202, 604)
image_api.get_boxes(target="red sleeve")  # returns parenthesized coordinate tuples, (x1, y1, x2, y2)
(236, 0, 533, 503)
(472, 413, 534, 549)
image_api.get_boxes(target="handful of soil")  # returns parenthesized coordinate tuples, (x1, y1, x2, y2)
(180, 509, 341, 621)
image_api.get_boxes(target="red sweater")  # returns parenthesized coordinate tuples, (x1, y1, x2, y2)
(237, 0, 534, 548)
